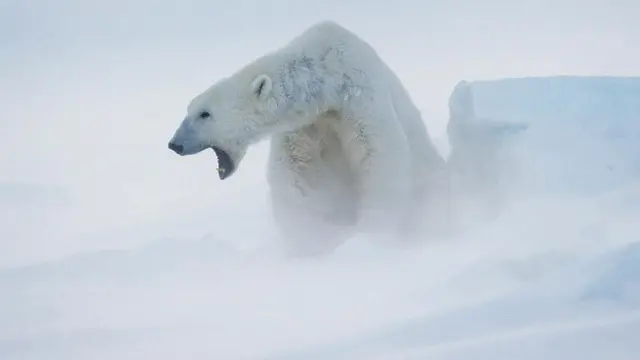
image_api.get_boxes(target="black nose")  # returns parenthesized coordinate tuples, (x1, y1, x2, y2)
(168, 142, 184, 154)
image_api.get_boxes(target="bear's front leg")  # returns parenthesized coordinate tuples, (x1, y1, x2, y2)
(357, 145, 412, 239)
(267, 132, 356, 257)
(341, 99, 413, 239)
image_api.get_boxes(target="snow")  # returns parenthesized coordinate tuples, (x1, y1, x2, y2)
(465, 76, 640, 195)
(1, 75, 640, 359)
(2, 191, 640, 359)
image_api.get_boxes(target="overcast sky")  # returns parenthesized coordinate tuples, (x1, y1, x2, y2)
(1, 0, 638, 266)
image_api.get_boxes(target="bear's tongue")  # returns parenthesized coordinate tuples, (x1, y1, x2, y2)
(212, 147, 234, 180)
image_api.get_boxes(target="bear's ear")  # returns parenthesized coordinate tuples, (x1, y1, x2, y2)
(250, 74, 272, 101)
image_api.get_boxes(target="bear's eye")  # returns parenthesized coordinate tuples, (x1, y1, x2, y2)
(199, 111, 211, 119)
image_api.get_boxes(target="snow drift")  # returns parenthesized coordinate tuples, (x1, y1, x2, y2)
(453, 76, 640, 195)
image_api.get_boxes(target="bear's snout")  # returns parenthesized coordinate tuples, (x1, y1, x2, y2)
(168, 142, 184, 155)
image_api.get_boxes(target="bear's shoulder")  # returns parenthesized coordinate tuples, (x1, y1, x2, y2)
(284, 21, 377, 61)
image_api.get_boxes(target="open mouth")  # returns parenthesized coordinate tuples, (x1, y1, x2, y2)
(212, 146, 235, 180)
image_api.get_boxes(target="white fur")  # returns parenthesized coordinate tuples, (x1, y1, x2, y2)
(170, 21, 447, 256)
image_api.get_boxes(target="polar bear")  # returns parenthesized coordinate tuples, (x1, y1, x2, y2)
(167, 21, 447, 255)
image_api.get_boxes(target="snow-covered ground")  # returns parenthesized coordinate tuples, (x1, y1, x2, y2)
(2, 185, 640, 360)
(2, 76, 640, 359)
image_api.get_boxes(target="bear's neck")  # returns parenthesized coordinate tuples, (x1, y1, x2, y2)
(242, 49, 340, 137)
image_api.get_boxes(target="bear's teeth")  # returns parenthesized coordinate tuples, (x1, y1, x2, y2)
(217, 167, 226, 174)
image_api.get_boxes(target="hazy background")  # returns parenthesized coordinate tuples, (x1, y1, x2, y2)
(1, 0, 639, 267)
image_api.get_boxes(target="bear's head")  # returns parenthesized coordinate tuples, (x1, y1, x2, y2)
(168, 73, 293, 180)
